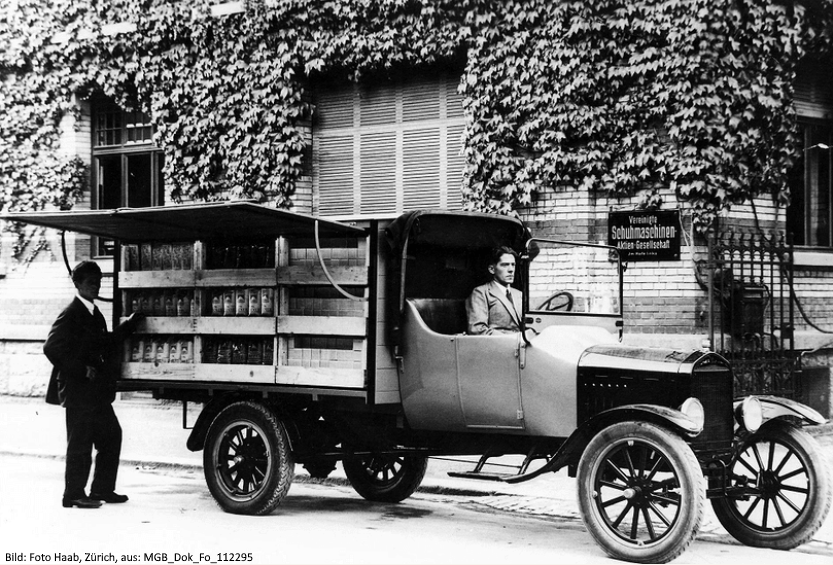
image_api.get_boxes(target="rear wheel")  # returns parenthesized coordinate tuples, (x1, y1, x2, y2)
(577, 421, 704, 564)
(204, 401, 294, 515)
(711, 421, 831, 549)
(343, 453, 427, 502)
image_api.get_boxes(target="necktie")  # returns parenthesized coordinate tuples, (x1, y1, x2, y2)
(506, 288, 514, 305)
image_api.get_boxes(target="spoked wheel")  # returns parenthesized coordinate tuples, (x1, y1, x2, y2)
(343, 453, 427, 503)
(204, 401, 294, 515)
(712, 421, 831, 549)
(577, 422, 704, 564)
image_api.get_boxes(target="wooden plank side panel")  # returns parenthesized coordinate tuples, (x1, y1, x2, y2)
(277, 265, 367, 285)
(278, 315, 366, 337)
(196, 269, 276, 287)
(195, 364, 277, 384)
(196, 317, 277, 335)
(276, 365, 365, 388)
(128, 316, 197, 334)
(122, 362, 196, 381)
(120, 270, 196, 288)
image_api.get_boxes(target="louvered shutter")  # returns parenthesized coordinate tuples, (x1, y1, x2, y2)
(315, 75, 465, 216)
(794, 61, 833, 119)
(360, 131, 397, 214)
(403, 129, 441, 210)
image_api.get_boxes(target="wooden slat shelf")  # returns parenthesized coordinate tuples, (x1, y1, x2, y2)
(120, 270, 196, 288)
(196, 364, 276, 384)
(277, 315, 366, 336)
(277, 265, 367, 286)
(196, 317, 277, 335)
(277, 365, 365, 388)
(123, 316, 197, 334)
(119, 233, 371, 394)
(123, 362, 196, 381)
(196, 269, 277, 287)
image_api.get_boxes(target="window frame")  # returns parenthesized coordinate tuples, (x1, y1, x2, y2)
(788, 118, 833, 249)
(90, 99, 164, 257)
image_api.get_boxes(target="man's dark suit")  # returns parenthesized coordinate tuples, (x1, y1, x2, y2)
(43, 298, 134, 500)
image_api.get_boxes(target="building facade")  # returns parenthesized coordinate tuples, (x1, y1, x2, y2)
(1, 1, 832, 415)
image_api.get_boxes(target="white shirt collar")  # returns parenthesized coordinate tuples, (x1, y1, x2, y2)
(76, 293, 96, 315)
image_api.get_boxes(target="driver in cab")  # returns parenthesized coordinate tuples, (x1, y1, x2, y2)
(466, 246, 523, 335)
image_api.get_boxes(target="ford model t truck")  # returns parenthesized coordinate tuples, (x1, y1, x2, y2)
(5, 202, 831, 563)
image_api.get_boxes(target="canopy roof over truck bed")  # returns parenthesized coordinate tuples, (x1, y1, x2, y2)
(0, 201, 366, 241)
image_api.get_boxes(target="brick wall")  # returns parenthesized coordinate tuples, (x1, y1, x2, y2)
(519, 188, 710, 348)
(518, 188, 833, 352)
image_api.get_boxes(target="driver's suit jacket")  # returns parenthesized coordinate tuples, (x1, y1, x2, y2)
(465, 280, 523, 335)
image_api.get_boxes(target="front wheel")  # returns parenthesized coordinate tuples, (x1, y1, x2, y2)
(711, 421, 831, 549)
(343, 453, 427, 503)
(577, 421, 704, 564)
(204, 401, 294, 515)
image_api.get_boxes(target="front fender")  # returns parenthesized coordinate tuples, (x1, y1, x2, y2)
(738, 395, 827, 427)
(506, 404, 699, 484)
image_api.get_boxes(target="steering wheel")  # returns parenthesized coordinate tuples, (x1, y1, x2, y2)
(537, 291, 574, 312)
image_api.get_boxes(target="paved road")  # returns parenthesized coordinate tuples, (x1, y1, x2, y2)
(2, 454, 832, 565)
(1, 394, 832, 563)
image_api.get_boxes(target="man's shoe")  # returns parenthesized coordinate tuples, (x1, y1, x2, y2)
(62, 496, 102, 509)
(90, 492, 129, 503)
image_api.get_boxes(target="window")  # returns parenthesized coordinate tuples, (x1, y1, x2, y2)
(92, 101, 164, 255)
(789, 59, 833, 248)
(788, 122, 832, 247)
(313, 74, 465, 217)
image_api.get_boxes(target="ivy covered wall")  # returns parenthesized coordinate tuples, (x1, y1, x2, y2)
(1, 0, 832, 233)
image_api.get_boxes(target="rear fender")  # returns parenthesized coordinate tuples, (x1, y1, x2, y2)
(186, 395, 296, 452)
(512, 404, 700, 482)
(186, 396, 237, 452)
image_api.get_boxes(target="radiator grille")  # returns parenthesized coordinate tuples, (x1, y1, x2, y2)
(690, 364, 734, 455)
(577, 360, 735, 458)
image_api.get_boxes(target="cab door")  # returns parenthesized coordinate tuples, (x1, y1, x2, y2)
(455, 333, 524, 430)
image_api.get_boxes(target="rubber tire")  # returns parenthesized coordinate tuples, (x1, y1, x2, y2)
(303, 461, 337, 479)
(577, 421, 704, 564)
(343, 454, 427, 503)
(204, 401, 294, 515)
(712, 421, 832, 549)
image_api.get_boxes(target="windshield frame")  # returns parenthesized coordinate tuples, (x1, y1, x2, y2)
(522, 238, 625, 320)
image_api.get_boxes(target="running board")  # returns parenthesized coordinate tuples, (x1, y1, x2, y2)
(447, 471, 516, 482)
(446, 450, 555, 484)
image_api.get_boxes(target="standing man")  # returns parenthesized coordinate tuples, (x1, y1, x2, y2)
(466, 246, 523, 335)
(44, 261, 143, 508)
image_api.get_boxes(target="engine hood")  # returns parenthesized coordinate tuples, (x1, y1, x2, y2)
(579, 344, 724, 376)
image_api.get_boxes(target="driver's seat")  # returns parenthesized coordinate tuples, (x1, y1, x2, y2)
(408, 298, 467, 335)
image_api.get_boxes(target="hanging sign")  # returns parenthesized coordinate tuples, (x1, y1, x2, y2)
(608, 210, 681, 261)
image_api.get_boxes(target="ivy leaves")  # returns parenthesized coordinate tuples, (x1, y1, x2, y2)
(461, 0, 817, 226)
(0, 0, 831, 231)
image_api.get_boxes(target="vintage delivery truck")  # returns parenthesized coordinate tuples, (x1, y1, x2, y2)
(4, 201, 831, 563)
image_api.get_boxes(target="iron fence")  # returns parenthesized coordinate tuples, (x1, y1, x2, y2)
(706, 230, 798, 398)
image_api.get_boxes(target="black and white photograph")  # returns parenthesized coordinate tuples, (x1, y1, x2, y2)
(1, 1, 833, 563)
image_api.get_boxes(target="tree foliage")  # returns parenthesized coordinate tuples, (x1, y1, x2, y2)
(1, 0, 832, 232)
